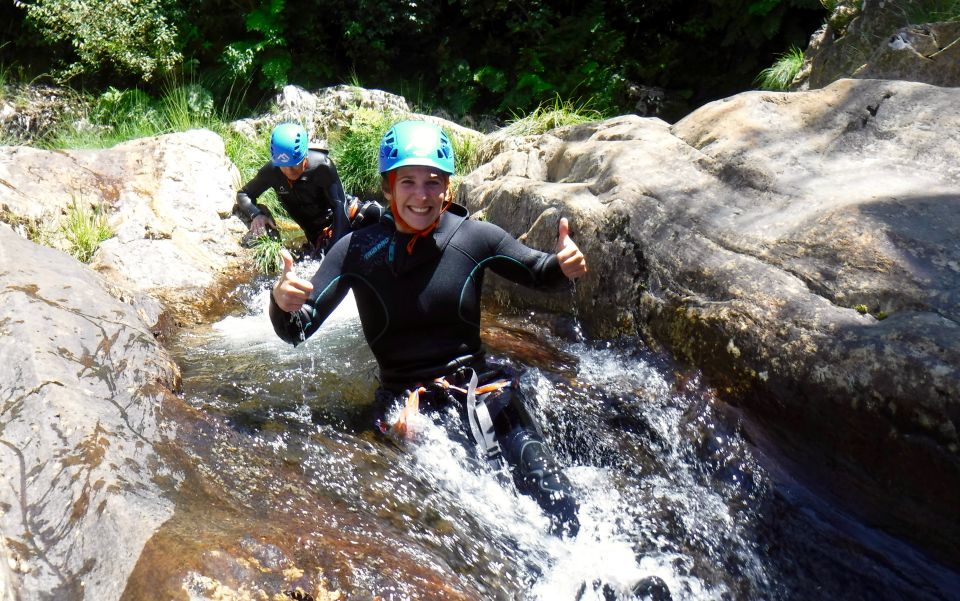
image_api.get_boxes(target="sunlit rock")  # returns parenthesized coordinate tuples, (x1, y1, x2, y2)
(798, 0, 960, 89)
(0, 224, 182, 600)
(0, 129, 249, 328)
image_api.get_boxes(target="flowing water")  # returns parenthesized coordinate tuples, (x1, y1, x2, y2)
(168, 260, 960, 601)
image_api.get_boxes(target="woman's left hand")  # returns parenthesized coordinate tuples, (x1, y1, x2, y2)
(557, 217, 587, 280)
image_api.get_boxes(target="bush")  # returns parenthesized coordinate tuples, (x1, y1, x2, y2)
(18, 0, 181, 82)
(43, 81, 220, 149)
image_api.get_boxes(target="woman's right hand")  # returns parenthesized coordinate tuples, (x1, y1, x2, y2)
(273, 249, 315, 312)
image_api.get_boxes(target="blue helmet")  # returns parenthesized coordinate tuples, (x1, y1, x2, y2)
(378, 120, 455, 175)
(270, 123, 308, 167)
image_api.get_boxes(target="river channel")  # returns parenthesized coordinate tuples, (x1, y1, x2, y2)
(166, 259, 959, 601)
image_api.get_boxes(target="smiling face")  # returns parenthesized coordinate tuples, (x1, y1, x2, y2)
(384, 165, 450, 233)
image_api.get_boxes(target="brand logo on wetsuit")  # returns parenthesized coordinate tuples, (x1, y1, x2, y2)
(363, 237, 389, 261)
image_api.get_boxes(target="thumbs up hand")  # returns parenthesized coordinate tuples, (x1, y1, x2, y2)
(272, 249, 315, 312)
(556, 217, 587, 280)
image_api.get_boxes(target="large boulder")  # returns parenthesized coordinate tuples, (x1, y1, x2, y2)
(0, 84, 88, 145)
(0, 129, 250, 328)
(458, 77, 960, 568)
(854, 22, 960, 86)
(229, 84, 484, 151)
(0, 224, 182, 600)
(798, 0, 960, 89)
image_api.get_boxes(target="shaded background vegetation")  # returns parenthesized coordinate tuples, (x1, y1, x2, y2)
(2, 0, 825, 123)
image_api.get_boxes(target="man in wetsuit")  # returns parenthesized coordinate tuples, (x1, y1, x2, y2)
(235, 123, 382, 255)
(269, 120, 588, 534)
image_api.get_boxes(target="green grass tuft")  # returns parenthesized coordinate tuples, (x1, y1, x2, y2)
(905, 0, 960, 23)
(500, 95, 603, 137)
(41, 79, 222, 149)
(250, 234, 285, 274)
(61, 200, 113, 262)
(755, 46, 805, 91)
(329, 109, 401, 198)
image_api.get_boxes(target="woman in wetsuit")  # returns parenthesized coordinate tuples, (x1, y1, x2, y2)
(269, 120, 588, 534)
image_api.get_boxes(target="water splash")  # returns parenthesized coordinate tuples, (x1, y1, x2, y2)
(166, 275, 960, 600)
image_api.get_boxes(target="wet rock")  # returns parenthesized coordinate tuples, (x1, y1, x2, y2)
(459, 78, 960, 567)
(633, 575, 672, 601)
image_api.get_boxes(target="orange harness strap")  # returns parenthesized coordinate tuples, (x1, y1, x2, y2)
(390, 376, 511, 440)
(434, 377, 510, 396)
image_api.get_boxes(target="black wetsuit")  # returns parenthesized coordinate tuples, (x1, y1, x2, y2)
(270, 203, 579, 532)
(235, 148, 351, 249)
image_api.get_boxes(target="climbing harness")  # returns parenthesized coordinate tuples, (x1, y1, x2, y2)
(382, 369, 512, 468)
(375, 367, 580, 533)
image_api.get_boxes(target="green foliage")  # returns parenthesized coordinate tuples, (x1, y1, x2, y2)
(329, 110, 486, 200)
(43, 81, 219, 149)
(157, 82, 215, 130)
(853, 303, 888, 320)
(0, 55, 10, 92)
(220, 125, 268, 184)
(8, 0, 828, 125)
(61, 200, 112, 263)
(221, 0, 290, 90)
(748, 0, 786, 16)
(755, 46, 805, 90)
(218, 124, 291, 223)
(452, 134, 483, 179)
(329, 109, 400, 199)
(500, 96, 604, 137)
(17, 0, 181, 82)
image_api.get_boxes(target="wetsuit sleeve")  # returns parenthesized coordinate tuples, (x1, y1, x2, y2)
(481, 221, 570, 290)
(269, 234, 353, 345)
(235, 162, 276, 222)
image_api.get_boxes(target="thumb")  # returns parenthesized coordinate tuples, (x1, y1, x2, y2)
(557, 217, 571, 249)
(280, 248, 294, 275)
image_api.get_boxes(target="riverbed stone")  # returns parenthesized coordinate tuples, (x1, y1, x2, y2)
(0, 223, 182, 600)
(458, 77, 960, 568)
